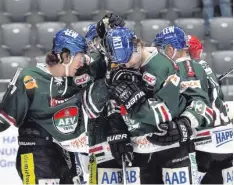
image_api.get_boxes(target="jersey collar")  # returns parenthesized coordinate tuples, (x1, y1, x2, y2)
(141, 52, 158, 67)
(175, 56, 191, 63)
(36, 63, 64, 82)
(36, 63, 52, 75)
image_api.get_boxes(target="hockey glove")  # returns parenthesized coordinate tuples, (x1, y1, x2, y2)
(105, 67, 142, 87)
(108, 81, 146, 111)
(107, 109, 134, 166)
(146, 117, 193, 146)
(107, 133, 133, 166)
(96, 13, 125, 38)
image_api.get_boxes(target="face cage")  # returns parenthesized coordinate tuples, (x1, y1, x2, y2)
(87, 40, 97, 53)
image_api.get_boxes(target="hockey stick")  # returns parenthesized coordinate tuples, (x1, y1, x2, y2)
(1, 67, 23, 107)
(218, 68, 233, 81)
(122, 155, 127, 185)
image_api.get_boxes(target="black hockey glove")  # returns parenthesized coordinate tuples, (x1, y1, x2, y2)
(105, 67, 142, 87)
(146, 117, 193, 146)
(96, 13, 125, 38)
(107, 104, 134, 166)
(107, 133, 133, 166)
(108, 81, 146, 111)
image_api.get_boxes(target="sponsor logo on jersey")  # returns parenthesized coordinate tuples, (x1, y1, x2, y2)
(53, 107, 79, 134)
(164, 74, 180, 87)
(23, 76, 38, 90)
(163, 167, 189, 185)
(50, 97, 70, 107)
(142, 72, 156, 86)
(180, 80, 201, 92)
(98, 167, 140, 184)
(71, 135, 86, 148)
(214, 128, 233, 147)
(73, 74, 90, 86)
(134, 136, 151, 148)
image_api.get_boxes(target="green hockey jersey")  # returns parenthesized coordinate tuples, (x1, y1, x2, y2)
(127, 54, 213, 131)
(197, 59, 230, 126)
(87, 52, 214, 155)
(0, 63, 108, 152)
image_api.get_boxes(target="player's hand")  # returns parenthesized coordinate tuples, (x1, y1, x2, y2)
(105, 67, 142, 87)
(146, 117, 193, 146)
(107, 133, 134, 166)
(108, 81, 146, 111)
(96, 13, 125, 38)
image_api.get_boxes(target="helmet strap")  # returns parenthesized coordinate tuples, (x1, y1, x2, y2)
(171, 48, 177, 60)
(57, 54, 63, 63)
(62, 56, 74, 76)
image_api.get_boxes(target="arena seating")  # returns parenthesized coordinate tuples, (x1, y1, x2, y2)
(1, 23, 32, 55)
(174, 18, 205, 41)
(0, 0, 232, 101)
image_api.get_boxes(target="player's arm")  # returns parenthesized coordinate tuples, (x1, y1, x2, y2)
(133, 73, 183, 129)
(88, 50, 107, 80)
(82, 78, 108, 119)
(108, 70, 183, 132)
(180, 62, 214, 129)
(198, 59, 231, 124)
(0, 68, 30, 132)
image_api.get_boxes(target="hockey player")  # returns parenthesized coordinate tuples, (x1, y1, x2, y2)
(99, 26, 213, 184)
(0, 28, 108, 184)
(80, 15, 141, 185)
(187, 35, 233, 185)
(84, 22, 131, 185)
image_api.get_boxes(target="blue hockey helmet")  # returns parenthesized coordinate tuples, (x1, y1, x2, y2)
(152, 26, 188, 50)
(53, 28, 86, 56)
(85, 23, 98, 43)
(103, 27, 137, 64)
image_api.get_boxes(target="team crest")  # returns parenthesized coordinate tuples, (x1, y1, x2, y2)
(23, 76, 38, 89)
(53, 107, 79, 134)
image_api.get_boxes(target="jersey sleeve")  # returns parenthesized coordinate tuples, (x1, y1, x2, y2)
(0, 70, 30, 131)
(198, 59, 231, 126)
(88, 50, 107, 80)
(128, 73, 182, 128)
(82, 79, 108, 119)
(180, 62, 214, 128)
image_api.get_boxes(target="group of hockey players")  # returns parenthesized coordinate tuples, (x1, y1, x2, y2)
(0, 12, 232, 185)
